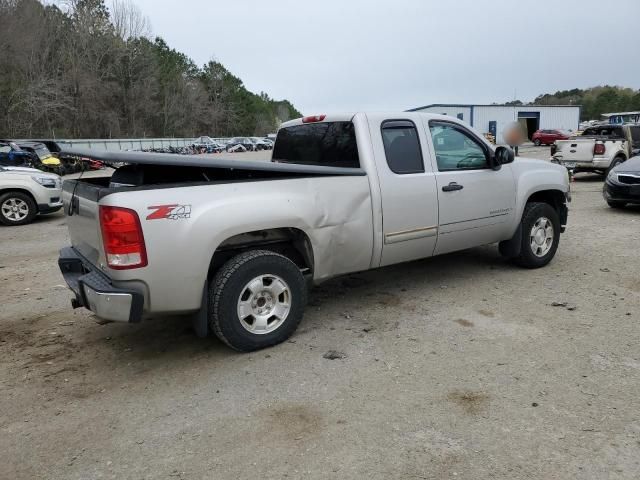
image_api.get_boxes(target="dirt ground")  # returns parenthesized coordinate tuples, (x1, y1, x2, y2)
(1, 147, 639, 479)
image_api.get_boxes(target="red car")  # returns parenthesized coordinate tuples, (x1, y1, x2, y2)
(532, 129, 570, 146)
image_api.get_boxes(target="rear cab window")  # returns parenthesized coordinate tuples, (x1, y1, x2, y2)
(583, 127, 624, 138)
(272, 121, 359, 168)
(380, 120, 424, 174)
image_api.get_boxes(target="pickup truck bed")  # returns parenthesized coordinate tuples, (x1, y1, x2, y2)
(58, 112, 570, 351)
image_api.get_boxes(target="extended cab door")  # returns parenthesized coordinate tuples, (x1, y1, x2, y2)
(369, 117, 439, 267)
(424, 119, 516, 255)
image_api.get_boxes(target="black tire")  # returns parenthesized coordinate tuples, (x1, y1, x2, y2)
(209, 250, 307, 352)
(512, 202, 561, 269)
(606, 156, 625, 176)
(0, 191, 37, 226)
(533, 139, 541, 146)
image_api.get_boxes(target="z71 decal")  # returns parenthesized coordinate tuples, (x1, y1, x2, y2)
(147, 204, 192, 220)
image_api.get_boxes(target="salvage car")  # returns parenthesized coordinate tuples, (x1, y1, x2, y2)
(226, 137, 255, 152)
(57, 112, 570, 351)
(250, 137, 273, 150)
(0, 140, 63, 174)
(0, 165, 63, 225)
(602, 155, 640, 208)
(192, 136, 225, 153)
(15, 141, 63, 174)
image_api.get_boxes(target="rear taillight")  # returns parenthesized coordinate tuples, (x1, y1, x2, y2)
(594, 143, 606, 155)
(99, 206, 147, 270)
(302, 114, 326, 123)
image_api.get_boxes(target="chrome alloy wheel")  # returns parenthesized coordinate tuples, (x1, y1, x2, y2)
(529, 216, 554, 257)
(1, 197, 29, 222)
(236, 274, 291, 334)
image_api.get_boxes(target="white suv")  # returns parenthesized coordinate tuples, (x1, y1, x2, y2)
(0, 166, 63, 226)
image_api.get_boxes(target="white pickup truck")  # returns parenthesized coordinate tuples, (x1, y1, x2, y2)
(552, 124, 640, 175)
(58, 113, 570, 351)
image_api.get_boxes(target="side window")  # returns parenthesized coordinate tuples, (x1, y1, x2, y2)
(429, 122, 489, 171)
(381, 120, 424, 174)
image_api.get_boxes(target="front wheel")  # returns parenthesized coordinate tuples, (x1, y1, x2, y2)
(512, 202, 561, 268)
(209, 250, 307, 351)
(533, 139, 541, 146)
(606, 156, 625, 176)
(0, 191, 37, 226)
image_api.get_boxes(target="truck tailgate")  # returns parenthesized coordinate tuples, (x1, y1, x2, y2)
(554, 139, 595, 162)
(62, 178, 107, 266)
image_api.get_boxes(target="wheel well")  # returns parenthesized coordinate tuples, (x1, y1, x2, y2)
(526, 189, 565, 212)
(207, 228, 314, 280)
(0, 188, 37, 206)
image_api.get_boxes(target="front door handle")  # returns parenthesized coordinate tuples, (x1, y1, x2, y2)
(442, 182, 464, 192)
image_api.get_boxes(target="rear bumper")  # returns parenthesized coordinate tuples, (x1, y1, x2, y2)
(552, 157, 610, 170)
(58, 247, 144, 322)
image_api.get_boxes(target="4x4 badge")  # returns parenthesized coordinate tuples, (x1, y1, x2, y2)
(147, 204, 192, 220)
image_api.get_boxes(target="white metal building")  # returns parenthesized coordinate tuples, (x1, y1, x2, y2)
(408, 104, 581, 144)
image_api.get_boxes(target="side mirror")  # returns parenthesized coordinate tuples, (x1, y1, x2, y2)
(494, 146, 515, 168)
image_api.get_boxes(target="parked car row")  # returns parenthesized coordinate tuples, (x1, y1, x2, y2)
(0, 140, 104, 175)
(192, 136, 274, 153)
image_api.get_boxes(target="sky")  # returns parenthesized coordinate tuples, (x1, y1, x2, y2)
(129, 0, 640, 114)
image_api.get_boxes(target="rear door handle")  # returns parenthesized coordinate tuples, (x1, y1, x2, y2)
(442, 182, 463, 192)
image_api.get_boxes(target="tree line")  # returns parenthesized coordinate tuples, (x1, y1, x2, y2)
(0, 0, 301, 139)
(505, 86, 640, 121)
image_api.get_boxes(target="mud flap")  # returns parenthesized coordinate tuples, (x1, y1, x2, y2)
(499, 224, 522, 258)
(191, 280, 209, 338)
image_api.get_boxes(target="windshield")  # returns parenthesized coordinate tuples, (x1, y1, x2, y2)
(34, 147, 52, 159)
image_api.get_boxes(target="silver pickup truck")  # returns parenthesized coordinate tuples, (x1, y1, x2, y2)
(58, 113, 570, 351)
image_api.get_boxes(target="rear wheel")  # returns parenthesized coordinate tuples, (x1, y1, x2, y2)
(0, 191, 37, 226)
(512, 202, 561, 269)
(533, 139, 541, 146)
(209, 250, 307, 351)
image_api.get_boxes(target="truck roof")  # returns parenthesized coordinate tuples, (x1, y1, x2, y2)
(279, 112, 459, 129)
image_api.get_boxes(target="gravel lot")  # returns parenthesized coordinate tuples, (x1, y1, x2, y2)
(1, 147, 639, 479)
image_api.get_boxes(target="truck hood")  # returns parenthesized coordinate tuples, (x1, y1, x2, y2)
(510, 156, 570, 192)
(514, 156, 566, 173)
